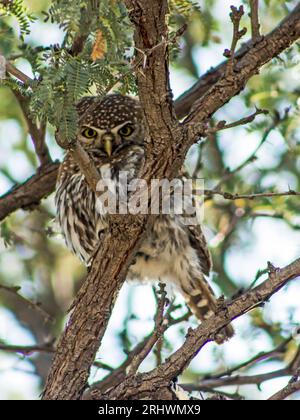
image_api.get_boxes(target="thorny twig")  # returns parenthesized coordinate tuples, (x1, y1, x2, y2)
(126, 283, 169, 375)
(211, 108, 268, 133)
(0, 342, 55, 356)
(209, 108, 290, 192)
(0, 284, 54, 324)
(249, 0, 261, 43)
(5, 61, 33, 85)
(204, 188, 300, 201)
(224, 6, 247, 76)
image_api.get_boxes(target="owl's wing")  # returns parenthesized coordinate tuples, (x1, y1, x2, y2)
(186, 224, 212, 276)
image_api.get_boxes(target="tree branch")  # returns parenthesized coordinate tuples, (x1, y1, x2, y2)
(88, 257, 300, 400)
(182, 368, 290, 392)
(0, 342, 54, 356)
(0, 284, 54, 324)
(12, 90, 51, 166)
(0, 162, 59, 222)
(175, 4, 300, 119)
(5, 61, 33, 85)
(249, 0, 261, 43)
(224, 6, 247, 76)
(204, 189, 300, 201)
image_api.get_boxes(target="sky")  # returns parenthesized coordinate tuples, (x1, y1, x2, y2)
(0, 0, 300, 400)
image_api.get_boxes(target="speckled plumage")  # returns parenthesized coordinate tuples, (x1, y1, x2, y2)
(55, 94, 234, 343)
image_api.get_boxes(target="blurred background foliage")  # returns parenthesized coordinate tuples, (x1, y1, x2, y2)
(0, 0, 300, 400)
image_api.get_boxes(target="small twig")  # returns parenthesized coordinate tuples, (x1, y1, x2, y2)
(224, 6, 247, 75)
(12, 90, 51, 166)
(0, 161, 59, 222)
(206, 336, 294, 380)
(204, 189, 300, 201)
(210, 108, 290, 192)
(249, 0, 261, 42)
(5, 61, 33, 85)
(0, 342, 54, 356)
(0, 341, 115, 375)
(212, 108, 268, 133)
(86, 297, 188, 398)
(93, 361, 114, 372)
(0, 284, 54, 324)
(182, 368, 291, 391)
(127, 283, 169, 375)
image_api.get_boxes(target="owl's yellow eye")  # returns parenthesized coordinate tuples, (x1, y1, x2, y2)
(118, 124, 134, 137)
(81, 127, 97, 139)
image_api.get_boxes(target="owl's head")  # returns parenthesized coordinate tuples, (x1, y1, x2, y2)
(76, 94, 144, 156)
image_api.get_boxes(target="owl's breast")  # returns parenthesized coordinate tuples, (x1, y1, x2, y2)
(55, 169, 106, 265)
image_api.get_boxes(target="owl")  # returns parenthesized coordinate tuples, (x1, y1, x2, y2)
(55, 94, 234, 343)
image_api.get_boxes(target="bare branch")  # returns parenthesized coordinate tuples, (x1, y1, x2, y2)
(182, 368, 290, 391)
(210, 109, 289, 191)
(127, 283, 169, 376)
(224, 6, 247, 76)
(0, 284, 54, 324)
(12, 90, 51, 166)
(206, 335, 294, 380)
(204, 189, 300, 201)
(5, 61, 33, 85)
(0, 162, 59, 222)
(55, 131, 101, 195)
(0, 342, 55, 356)
(178, 4, 300, 121)
(211, 108, 268, 133)
(249, 0, 261, 42)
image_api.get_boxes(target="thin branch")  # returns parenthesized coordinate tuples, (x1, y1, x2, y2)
(0, 162, 59, 222)
(84, 300, 190, 398)
(0, 284, 54, 324)
(0, 342, 54, 356)
(182, 368, 291, 391)
(184, 4, 300, 125)
(249, 0, 261, 42)
(206, 336, 294, 380)
(211, 109, 289, 192)
(5, 61, 33, 85)
(127, 283, 168, 376)
(224, 6, 247, 76)
(211, 108, 268, 133)
(204, 189, 300, 201)
(93, 361, 114, 372)
(12, 90, 51, 166)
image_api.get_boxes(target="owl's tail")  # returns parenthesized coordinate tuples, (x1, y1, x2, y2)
(181, 276, 234, 344)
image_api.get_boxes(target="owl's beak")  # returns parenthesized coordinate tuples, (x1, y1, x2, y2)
(103, 137, 113, 157)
